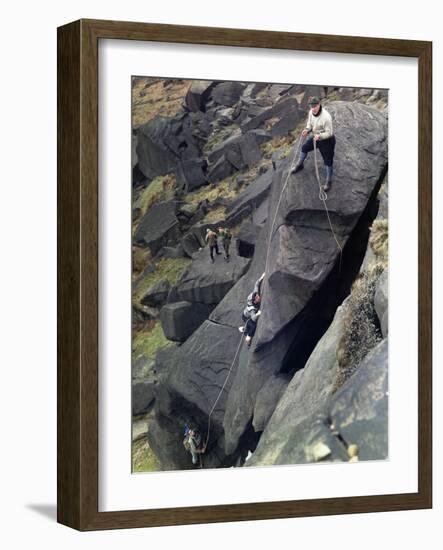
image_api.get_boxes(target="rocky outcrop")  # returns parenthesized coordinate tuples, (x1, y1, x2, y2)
(211, 81, 247, 107)
(226, 168, 274, 224)
(160, 301, 213, 342)
(134, 201, 181, 254)
(241, 97, 304, 133)
(248, 338, 388, 466)
(185, 80, 216, 112)
(140, 279, 171, 308)
(133, 380, 156, 415)
(168, 245, 251, 305)
(245, 299, 348, 464)
(148, 101, 388, 469)
(175, 158, 207, 193)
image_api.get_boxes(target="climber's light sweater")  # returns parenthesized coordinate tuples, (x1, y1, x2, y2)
(305, 106, 333, 140)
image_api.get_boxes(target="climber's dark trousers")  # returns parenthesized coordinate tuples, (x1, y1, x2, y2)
(241, 313, 257, 338)
(210, 243, 220, 261)
(301, 135, 336, 167)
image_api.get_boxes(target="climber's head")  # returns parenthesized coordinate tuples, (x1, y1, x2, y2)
(308, 95, 321, 115)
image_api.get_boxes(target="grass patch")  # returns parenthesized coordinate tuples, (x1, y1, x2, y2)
(133, 257, 191, 308)
(133, 247, 151, 279)
(203, 205, 227, 223)
(334, 264, 385, 392)
(333, 216, 388, 392)
(369, 218, 388, 265)
(132, 437, 161, 472)
(185, 178, 237, 206)
(133, 320, 173, 362)
(132, 78, 190, 129)
(203, 123, 240, 155)
(136, 174, 176, 219)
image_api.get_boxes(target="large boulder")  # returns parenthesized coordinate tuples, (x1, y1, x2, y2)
(185, 80, 216, 112)
(134, 201, 181, 254)
(255, 101, 388, 348)
(248, 338, 388, 466)
(211, 81, 247, 107)
(148, 321, 244, 469)
(160, 301, 213, 342)
(241, 97, 304, 133)
(226, 168, 274, 224)
(206, 154, 236, 184)
(132, 380, 156, 415)
(207, 130, 271, 171)
(169, 245, 251, 305)
(136, 113, 203, 181)
(136, 117, 180, 179)
(245, 299, 347, 464)
(175, 158, 207, 193)
(236, 222, 261, 258)
(140, 279, 171, 308)
(252, 373, 291, 433)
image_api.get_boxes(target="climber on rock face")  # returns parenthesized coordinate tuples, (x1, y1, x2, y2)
(205, 228, 222, 263)
(291, 95, 336, 192)
(239, 273, 265, 346)
(183, 426, 206, 465)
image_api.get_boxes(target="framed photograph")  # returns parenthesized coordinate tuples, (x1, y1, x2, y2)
(57, 19, 432, 530)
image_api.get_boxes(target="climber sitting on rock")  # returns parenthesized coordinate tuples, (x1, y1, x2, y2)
(205, 228, 222, 263)
(239, 273, 265, 346)
(183, 425, 206, 465)
(291, 95, 336, 192)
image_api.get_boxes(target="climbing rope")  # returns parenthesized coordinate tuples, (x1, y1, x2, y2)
(200, 132, 343, 461)
(313, 139, 343, 274)
(203, 324, 246, 451)
(263, 131, 305, 290)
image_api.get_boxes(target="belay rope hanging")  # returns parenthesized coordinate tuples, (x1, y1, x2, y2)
(201, 131, 343, 464)
(313, 138, 343, 274)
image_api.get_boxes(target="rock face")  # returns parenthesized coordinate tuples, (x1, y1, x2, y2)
(160, 301, 213, 342)
(246, 300, 347, 464)
(141, 279, 171, 308)
(134, 201, 181, 254)
(136, 117, 181, 179)
(185, 80, 216, 112)
(212, 81, 247, 107)
(147, 321, 244, 469)
(255, 102, 387, 348)
(169, 245, 251, 305)
(147, 100, 388, 470)
(248, 338, 388, 466)
(133, 380, 156, 415)
(226, 168, 274, 224)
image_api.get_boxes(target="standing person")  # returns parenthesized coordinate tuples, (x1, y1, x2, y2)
(183, 426, 205, 465)
(218, 226, 232, 261)
(291, 96, 336, 192)
(205, 228, 221, 263)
